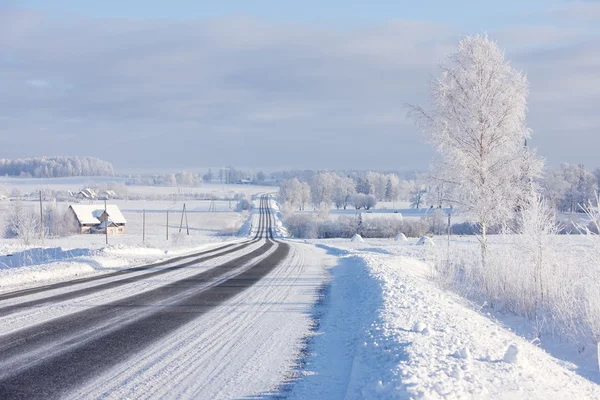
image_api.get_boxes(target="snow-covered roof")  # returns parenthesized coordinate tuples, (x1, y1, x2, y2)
(69, 204, 127, 225)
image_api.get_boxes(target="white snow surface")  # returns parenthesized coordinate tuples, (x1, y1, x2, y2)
(0, 239, 245, 293)
(288, 239, 600, 399)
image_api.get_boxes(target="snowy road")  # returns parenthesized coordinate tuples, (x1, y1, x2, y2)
(0, 196, 326, 399)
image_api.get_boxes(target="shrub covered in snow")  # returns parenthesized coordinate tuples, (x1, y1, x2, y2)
(281, 212, 430, 239)
(235, 197, 252, 212)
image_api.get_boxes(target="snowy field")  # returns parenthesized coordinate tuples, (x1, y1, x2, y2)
(0, 176, 276, 198)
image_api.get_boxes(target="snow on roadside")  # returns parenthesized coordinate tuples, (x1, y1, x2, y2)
(0, 239, 244, 293)
(0, 204, 264, 292)
(289, 241, 600, 399)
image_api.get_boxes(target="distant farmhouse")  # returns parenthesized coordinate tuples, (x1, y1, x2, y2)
(100, 190, 118, 200)
(71, 188, 118, 201)
(67, 204, 127, 235)
(75, 188, 97, 200)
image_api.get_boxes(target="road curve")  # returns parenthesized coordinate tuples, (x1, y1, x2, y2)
(0, 195, 291, 400)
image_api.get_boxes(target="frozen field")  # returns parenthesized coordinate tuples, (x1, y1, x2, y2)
(0, 177, 276, 198)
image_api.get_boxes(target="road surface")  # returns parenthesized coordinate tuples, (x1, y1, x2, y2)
(0, 195, 320, 399)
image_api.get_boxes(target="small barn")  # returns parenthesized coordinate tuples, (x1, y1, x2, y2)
(67, 204, 127, 234)
(75, 188, 97, 200)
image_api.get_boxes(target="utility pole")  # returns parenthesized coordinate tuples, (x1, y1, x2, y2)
(39, 191, 43, 241)
(180, 203, 189, 234)
(105, 199, 108, 245)
(185, 205, 189, 235)
(166, 210, 169, 240)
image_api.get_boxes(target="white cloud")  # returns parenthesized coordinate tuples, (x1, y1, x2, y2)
(0, 9, 598, 170)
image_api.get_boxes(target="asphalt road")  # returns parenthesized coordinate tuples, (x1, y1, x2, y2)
(0, 195, 290, 399)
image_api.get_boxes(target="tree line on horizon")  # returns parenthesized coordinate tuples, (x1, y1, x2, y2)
(0, 156, 114, 178)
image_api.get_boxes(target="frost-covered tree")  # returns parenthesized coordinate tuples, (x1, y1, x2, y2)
(385, 174, 401, 205)
(4, 202, 40, 245)
(0, 156, 114, 177)
(333, 176, 356, 210)
(255, 171, 267, 184)
(310, 172, 336, 208)
(408, 34, 542, 265)
(408, 182, 426, 209)
(299, 182, 311, 211)
(279, 178, 299, 208)
(203, 169, 213, 183)
(424, 182, 445, 209)
(541, 163, 598, 213)
(43, 202, 78, 237)
(355, 177, 371, 195)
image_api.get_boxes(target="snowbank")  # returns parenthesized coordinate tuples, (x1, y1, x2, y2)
(351, 234, 365, 243)
(288, 242, 600, 399)
(416, 236, 435, 246)
(395, 232, 408, 241)
(0, 239, 242, 293)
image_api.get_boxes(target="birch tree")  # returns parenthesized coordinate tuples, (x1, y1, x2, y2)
(408, 34, 542, 265)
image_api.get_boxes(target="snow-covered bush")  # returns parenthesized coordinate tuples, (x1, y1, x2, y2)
(235, 197, 251, 212)
(317, 215, 357, 238)
(281, 212, 430, 239)
(283, 213, 317, 239)
(451, 222, 478, 235)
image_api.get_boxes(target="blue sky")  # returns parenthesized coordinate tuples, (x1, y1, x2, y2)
(4, 0, 564, 28)
(0, 1, 599, 171)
